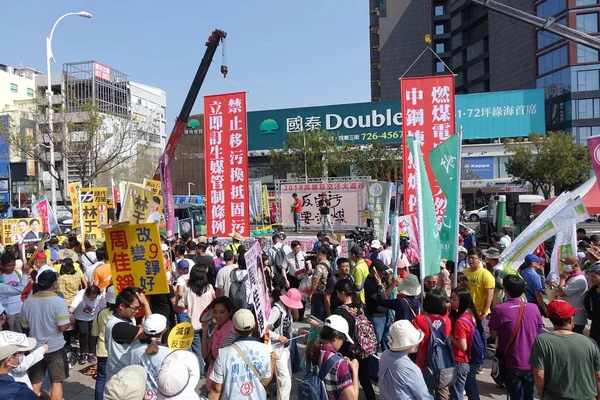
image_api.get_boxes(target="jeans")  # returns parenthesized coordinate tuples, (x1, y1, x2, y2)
(190, 330, 206, 377)
(369, 315, 389, 378)
(94, 356, 107, 400)
(177, 312, 189, 324)
(504, 368, 534, 400)
(76, 320, 96, 355)
(293, 212, 301, 231)
(450, 362, 480, 400)
(321, 214, 333, 232)
(311, 294, 326, 322)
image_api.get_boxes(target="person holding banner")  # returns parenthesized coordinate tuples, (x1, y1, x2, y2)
(558, 255, 589, 334)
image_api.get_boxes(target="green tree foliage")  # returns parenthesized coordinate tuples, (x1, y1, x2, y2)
(504, 131, 591, 199)
(347, 139, 402, 181)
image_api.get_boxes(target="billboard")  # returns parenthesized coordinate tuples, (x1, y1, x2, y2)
(279, 181, 366, 230)
(1, 218, 43, 245)
(462, 156, 495, 180)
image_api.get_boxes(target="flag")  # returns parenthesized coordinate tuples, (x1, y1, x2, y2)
(111, 176, 120, 205)
(430, 133, 460, 261)
(548, 223, 577, 283)
(160, 155, 175, 240)
(588, 135, 600, 190)
(407, 135, 441, 279)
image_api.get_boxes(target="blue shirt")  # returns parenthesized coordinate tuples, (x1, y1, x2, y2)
(378, 350, 433, 399)
(0, 375, 40, 400)
(463, 234, 476, 250)
(521, 268, 543, 302)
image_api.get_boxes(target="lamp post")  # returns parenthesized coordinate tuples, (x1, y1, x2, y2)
(187, 182, 195, 196)
(46, 11, 92, 213)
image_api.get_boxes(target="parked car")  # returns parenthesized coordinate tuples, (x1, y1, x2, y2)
(465, 206, 488, 222)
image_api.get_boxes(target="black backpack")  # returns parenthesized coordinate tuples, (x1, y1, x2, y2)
(229, 269, 248, 310)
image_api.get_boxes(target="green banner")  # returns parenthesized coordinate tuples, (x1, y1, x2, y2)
(407, 136, 441, 278)
(430, 134, 460, 260)
(366, 181, 393, 241)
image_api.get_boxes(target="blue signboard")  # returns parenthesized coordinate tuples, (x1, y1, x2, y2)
(462, 156, 495, 180)
(246, 89, 546, 151)
(0, 116, 10, 177)
(0, 193, 9, 203)
(173, 195, 204, 205)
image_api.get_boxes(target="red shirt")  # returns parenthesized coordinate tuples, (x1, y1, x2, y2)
(452, 311, 474, 363)
(413, 314, 452, 370)
(293, 199, 302, 213)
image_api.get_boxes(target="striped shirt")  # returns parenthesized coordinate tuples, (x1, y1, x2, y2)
(318, 344, 353, 400)
(21, 291, 70, 352)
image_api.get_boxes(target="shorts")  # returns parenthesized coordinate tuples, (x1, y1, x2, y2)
(28, 348, 69, 384)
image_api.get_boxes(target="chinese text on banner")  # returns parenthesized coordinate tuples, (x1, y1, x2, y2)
(80, 188, 108, 242)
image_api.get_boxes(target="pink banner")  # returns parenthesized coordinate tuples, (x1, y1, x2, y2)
(160, 156, 175, 240)
(588, 135, 600, 190)
(397, 214, 419, 254)
(245, 242, 271, 336)
(32, 198, 50, 234)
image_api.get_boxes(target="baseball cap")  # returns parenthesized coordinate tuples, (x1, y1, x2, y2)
(547, 299, 578, 319)
(197, 236, 208, 244)
(157, 350, 200, 400)
(161, 243, 169, 252)
(34, 252, 46, 260)
(370, 240, 381, 249)
(232, 309, 255, 332)
(458, 246, 467, 254)
(37, 270, 58, 286)
(0, 331, 36, 360)
(176, 259, 190, 272)
(143, 314, 167, 335)
(372, 259, 388, 272)
(524, 254, 544, 264)
(324, 315, 354, 344)
(104, 365, 147, 400)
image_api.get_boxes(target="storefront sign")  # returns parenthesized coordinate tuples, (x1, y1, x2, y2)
(462, 156, 494, 180)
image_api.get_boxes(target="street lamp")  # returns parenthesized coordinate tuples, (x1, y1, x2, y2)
(46, 11, 92, 213)
(187, 182, 195, 196)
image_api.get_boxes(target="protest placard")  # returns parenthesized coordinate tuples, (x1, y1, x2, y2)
(245, 242, 271, 336)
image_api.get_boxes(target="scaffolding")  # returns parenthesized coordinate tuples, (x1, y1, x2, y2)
(63, 61, 130, 118)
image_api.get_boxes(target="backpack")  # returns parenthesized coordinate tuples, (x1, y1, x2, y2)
(273, 246, 287, 273)
(458, 317, 486, 365)
(298, 353, 342, 400)
(421, 316, 456, 389)
(339, 305, 377, 359)
(228, 269, 248, 310)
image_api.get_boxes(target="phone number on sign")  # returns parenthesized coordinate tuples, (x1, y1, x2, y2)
(339, 131, 400, 141)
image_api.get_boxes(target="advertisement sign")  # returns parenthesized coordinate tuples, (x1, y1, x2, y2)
(173, 195, 204, 205)
(279, 181, 366, 230)
(0, 116, 9, 178)
(462, 157, 494, 180)
(246, 242, 271, 336)
(93, 62, 111, 81)
(246, 89, 545, 151)
(80, 188, 108, 242)
(104, 222, 169, 294)
(68, 182, 81, 229)
(204, 92, 250, 237)
(143, 178, 163, 212)
(1, 218, 43, 245)
(120, 183, 154, 224)
(366, 181, 393, 241)
(588, 135, 600, 191)
(401, 75, 456, 222)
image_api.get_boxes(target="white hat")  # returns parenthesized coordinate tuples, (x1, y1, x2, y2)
(388, 320, 425, 352)
(143, 314, 167, 335)
(104, 365, 147, 400)
(161, 243, 170, 252)
(105, 285, 117, 304)
(370, 240, 382, 249)
(232, 309, 256, 332)
(157, 350, 200, 400)
(0, 331, 36, 360)
(324, 315, 354, 344)
(397, 274, 422, 297)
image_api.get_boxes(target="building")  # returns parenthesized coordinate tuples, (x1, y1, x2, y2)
(173, 114, 205, 196)
(370, 0, 536, 100)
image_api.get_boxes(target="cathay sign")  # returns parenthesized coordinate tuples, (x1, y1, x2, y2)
(325, 109, 402, 130)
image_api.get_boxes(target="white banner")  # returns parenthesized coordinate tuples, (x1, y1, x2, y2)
(245, 242, 271, 336)
(548, 223, 577, 284)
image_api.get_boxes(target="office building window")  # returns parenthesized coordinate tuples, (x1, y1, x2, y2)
(537, 46, 568, 75)
(435, 24, 444, 34)
(537, 20, 564, 49)
(436, 62, 445, 73)
(575, 99, 600, 118)
(537, 0, 566, 18)
(435, 5, 444, 16)
(10, 83, 17, 93)
(577, 69, 600, 91)
(436, 43, 445, 53)
(576, 0, 597, 6)
(578, 44, 599, 63)
(577, 12, 598, 33)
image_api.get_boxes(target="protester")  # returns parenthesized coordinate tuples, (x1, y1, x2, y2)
(578, 228, 592, 245)
(103, 365, 147, 400)
(425, 274, 439, 293)
(69, 285, 105, 365)
(449, 287, 481, 400)
(305, 314, 359, 400)
(438, 265, 452, 299)
(91, 249, 111, 291)
(558, 254, 588, 333)
(499, 227, 512, 249)
(489, 275, 543, 400)
(0, 332, 44, 400)
(56, 259, 86, 307)
(268, 288, 303, 399)
(520, 254, 548, 317)
(269, 233, 292, 277)
(209, 309, 276, 400)
(325, 257, 353, 315)
(489, 233, 505, 253)
(318, 192, 334, 233)
(456, 247, 468, 273)
(350, 244, 369, 303)
(291, 192, 302, 232)
(20, 270, 74, 400)
(368, 240, 382, 262)
(157, 350, 201, 400)
(530, 300, 600, 400)
(91, 285, 116, 400)
(226, 232, 244, 254)
(460, 227, 477, 250)
(0, 253, 26, 332)
(364, 259, 391, 359)
(379, 320, 432, 399)
(147, 284, 176, 342)
(33, 252, 54, 283)
(85, 247, 106, 286)
(174, 259, 191, 323)
(462, 248, 494, 321)
(309, 246, 331, 322)
(214, 250, 236, 298)
(377, 238, 393, 267)
(373, 273, 421, 322)
(229, 248, 253, 310)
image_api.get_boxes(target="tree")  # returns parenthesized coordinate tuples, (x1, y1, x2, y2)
(347, 139, 402, 181)
(504, 131, 591, 199)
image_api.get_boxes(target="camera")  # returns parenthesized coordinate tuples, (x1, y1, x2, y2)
(345, 226, 374, 248)
(399, 236, 410, 251)
(208, 235, 219, 247)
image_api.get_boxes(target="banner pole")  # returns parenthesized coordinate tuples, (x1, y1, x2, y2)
(412, 138, 426, 297)
(453, 127, 463, 289)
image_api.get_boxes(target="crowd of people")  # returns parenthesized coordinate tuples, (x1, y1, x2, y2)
(1, 227, 600, 400)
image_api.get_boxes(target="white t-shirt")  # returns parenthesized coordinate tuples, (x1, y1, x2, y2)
(500, 235, 512, 248)
(80, 251, 98, 272)
(71, 289, 106, 321)
(215, 264, 237, 296)
(21, 291, 71, 352)
(210, 338, 272, 400)
(286, 251, 308, 278)
(562, 274, 589, 325)
(377, 248, 393, 267)
(183, 284, 215, 330)
(85, 261, 105, 284)
(0, 271, 23, 315)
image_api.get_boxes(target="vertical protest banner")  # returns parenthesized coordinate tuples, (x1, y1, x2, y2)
(68, 182, 81, 229)
(246, 242, 271, 336)
(252, 181, 263, 222)
(111, 176, 120, 205)
(120, 183, 153, 224)
(204, 92, 250, 237)
(549, 223, 577, 283)
(104, 222, 169, 294)
(143, 178, 164, 214)
(397, 214, 420, 254)
(262, 185, 270, 220)
(31, 197, 50, 233)
(366, 181, 393, 241)
(159, 156, 176, 240)
(430, 133, 461, 260)
(588, 135, 600, 190)
(80, 188, 108, 242)
(401, 75, 456, 222)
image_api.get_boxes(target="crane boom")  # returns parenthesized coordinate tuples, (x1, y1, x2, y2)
(153, 29, 227, 179)
(469, 0, 600, 50)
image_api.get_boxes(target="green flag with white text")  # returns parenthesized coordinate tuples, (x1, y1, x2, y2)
(430, 134, 460, 261)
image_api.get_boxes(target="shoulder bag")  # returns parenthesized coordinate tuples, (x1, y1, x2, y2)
(491, 301, 525, 386)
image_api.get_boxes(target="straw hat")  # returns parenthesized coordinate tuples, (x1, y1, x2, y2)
(587, 245, 600, 261)
(229, 232, 245, 241)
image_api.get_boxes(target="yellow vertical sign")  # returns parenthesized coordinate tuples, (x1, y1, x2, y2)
(104, 222, 168, 295)
(120, 183, 154, 224)
(262, 184, 270, 219)
(143, 178, 164, 214)
(80, 187, 108, 242)
(68, 182, 82, 229)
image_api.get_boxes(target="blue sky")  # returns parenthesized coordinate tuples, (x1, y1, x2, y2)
(1, 1, 370, 122)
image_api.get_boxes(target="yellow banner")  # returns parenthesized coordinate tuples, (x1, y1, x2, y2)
(167, 322, 194, 350)
(120, 183, 156, 224)
(80, 187, 108, 242)
(104, 222, 169, 294)
(262, 184, 269, 219)
(1, 218, 43, 245)
(68, 182, 81, 229)
(143, 178, 164, 216)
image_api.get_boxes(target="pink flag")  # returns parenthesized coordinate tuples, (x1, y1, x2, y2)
(159, 156, 175, 240)
(588, 135, 600, 190)
(111, 176, 120, 205)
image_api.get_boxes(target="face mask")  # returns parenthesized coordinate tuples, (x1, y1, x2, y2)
(7, 355, 23, 368)
(563, 264, 573, 273)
